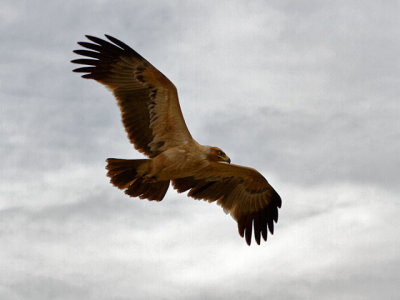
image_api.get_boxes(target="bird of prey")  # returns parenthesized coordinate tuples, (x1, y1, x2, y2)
(72, 35, 281, 245)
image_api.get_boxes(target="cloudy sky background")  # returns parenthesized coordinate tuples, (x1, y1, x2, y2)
(1, 0, 399, 299)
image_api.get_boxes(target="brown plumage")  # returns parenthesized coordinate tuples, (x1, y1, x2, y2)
(72, 34, 282, 245)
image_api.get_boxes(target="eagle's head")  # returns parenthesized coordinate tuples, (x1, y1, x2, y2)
(207, 146, 231, 164)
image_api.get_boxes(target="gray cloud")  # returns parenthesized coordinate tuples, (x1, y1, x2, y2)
(1, 0, 399, 299)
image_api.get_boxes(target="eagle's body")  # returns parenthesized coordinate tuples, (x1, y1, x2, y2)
(148, 142, 209, 180)
(72, 35, 282, 245)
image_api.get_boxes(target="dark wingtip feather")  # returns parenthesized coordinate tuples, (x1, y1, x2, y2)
(72, 66, 96, 73)
(261, 226, 268, 241)
(71, 58, 98, 65)
(82, 74, 94, 79)
(254, 215, 261, 245)
(245, 216, 252, 246)
(105, 34, 133, 51)
(77, 41, 89, 47)
(88, 34, 124, 49)
(276, 192, 282, 208)
(77, 42, 103, 52)
(238, 221, 245, 238)
(85, 35, 100, 43)
(267, 214, 275, 234)
(73, 49, 101, 58)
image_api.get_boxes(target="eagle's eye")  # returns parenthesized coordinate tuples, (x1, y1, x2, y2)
(218, 151, 224, 156)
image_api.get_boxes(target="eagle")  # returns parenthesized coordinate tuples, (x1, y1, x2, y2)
(72, 35, 281, 245)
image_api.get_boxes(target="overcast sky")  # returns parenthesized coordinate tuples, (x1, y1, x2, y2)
(1, 0, 399, 299)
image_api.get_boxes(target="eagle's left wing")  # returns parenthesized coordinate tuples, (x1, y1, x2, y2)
(172, 162, 282, 245)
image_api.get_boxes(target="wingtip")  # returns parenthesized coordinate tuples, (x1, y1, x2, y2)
(254, 215, 261, 245)
(85, 34, 104, 44)
(245, 233, 251, 246)
(238, 220, 245, 238)
(278, 197, 282, 208)
(276, 191, 282, 208)
(70, 58, 83, 64)
(103, 34, 135, 52)
(81, 74, 93, 79)
(245, 217, 252, 246)
(268, 218, 274, 235)
(261, 228, 268, 241)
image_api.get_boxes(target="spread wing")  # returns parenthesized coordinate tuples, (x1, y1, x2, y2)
(172, 162, 282, 245)
(72, 35, 193, 158)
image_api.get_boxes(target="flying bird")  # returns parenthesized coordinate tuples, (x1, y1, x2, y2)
(72, 35, 281, 245)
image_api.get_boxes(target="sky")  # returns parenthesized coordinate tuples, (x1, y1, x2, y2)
(1, 0, 399, 299)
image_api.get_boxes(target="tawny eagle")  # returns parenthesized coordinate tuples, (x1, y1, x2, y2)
(72, 35, 281, 245)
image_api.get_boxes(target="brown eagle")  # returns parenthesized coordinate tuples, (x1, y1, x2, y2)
(72, 35, 281, 245)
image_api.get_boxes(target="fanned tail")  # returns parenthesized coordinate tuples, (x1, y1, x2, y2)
(106, 158, 169, 201)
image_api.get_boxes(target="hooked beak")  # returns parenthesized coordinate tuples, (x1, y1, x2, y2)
(224, 156, 231, 164)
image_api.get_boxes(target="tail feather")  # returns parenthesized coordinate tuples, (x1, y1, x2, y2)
(125, 177, 170, 200)
(106, 158, 169, 201)
(106, 158, 148, 189)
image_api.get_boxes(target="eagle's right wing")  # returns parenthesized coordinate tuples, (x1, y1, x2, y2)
(72, 35, 193, 158)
